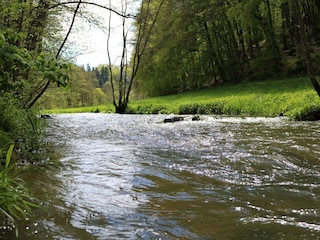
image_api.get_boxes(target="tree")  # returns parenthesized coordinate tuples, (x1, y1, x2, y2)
(107, 0, 165, 113)
(94, 65, 109, 87)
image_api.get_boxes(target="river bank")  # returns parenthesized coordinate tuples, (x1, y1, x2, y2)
(43, 76, 320, 120)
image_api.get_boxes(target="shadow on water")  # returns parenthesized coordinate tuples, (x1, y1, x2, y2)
(2, 113, 320, 239)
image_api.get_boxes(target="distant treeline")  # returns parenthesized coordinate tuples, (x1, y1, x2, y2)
(86, 64, 109, 88)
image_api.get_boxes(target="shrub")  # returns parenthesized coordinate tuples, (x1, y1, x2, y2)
(151, 106, 169, 114)
(0, 93, 45, 161)
(202, 102, 225, 114)
(179, 102, 225, 115)
(135, 105, 153, 114)
(179, 103, 200, 114)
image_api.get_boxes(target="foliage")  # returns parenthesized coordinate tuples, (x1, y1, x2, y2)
(43, 104, 115, 114)
(0, 144, 37, 235)
(0, 1, 71, 109)
(38, 65, 107, 109)
(92, 65, 109, 88)
(130, 76, 319, 118)
(179, 102, 225, 115)
(0, 93, 45, 161)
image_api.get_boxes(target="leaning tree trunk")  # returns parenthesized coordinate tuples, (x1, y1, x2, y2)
(24, 0, 82, 109)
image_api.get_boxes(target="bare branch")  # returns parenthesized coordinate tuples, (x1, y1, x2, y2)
(50, 0, 135, 19)
(56, 0, 82, 58)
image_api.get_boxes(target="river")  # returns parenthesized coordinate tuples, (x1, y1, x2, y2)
(2, 113, 320, 239)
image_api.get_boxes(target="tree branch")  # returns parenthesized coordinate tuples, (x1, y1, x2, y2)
(56, 0, 82, 58)
(50, 1, 135, 19)
(25, 0, 82, 109)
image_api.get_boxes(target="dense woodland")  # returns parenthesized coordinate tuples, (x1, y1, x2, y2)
(135, 0, 320, 97)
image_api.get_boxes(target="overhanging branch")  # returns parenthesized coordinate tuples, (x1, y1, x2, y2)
(24, 0, 82, 109)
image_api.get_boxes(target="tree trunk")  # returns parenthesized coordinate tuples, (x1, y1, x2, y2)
(115, 102, 128, 114)
(265, 0, 281, 71)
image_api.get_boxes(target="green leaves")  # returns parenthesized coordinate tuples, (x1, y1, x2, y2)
(5, 144, 14, 169)
(36, 54, 70, 88)
(0, 29, 71, 96)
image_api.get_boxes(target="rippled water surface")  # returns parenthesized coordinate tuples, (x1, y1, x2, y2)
(2, 113, 320, 239)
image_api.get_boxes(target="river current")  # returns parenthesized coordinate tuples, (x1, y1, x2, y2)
(2, 113, 320, 239)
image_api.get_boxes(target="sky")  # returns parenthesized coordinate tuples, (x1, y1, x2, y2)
(66, 0, 137, 68)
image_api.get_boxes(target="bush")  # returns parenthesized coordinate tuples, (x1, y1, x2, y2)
(200, 102, 225, 114)
(179, 103, 200, 114)
(0, 93, 45, 161)
(179, 102, 225, 115)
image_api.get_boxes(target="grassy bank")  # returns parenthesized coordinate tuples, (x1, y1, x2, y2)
(43, 77, 320, 120)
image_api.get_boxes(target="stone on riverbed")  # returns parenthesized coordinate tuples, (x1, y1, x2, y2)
(164, 116, 184, 123)
(192, 115, 200, 121)
(163, 115, 200, 123)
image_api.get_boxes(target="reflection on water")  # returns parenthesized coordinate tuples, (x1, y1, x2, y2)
(2, 113, 320, 239)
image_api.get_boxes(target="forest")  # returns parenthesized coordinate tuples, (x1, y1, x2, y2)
(135, 0, 320, 97)
(0, 0, 320, 229)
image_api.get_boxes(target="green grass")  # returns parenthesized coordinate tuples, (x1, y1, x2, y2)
(43, 104, 115, 114)
(43, 76, 320, 119)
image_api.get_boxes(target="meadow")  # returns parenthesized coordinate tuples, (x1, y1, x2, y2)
(43, 76, 320, 120)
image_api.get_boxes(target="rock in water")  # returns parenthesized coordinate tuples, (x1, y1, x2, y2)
(164, 116, 184, 123)
(192, 115, 200, 121)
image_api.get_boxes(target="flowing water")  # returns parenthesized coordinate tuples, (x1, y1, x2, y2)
(2, 113, 320, 239)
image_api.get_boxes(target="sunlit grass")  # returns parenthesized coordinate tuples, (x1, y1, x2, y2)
(42, 76, 320, 119)
(43, 104, 114, 114)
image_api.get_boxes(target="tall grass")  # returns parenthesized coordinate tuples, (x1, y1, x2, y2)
(0, 144, 37, 236)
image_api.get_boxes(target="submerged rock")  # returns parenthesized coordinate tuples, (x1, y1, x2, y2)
(163, 115, 200, 123)
(192, 115, 200, 121)
(39, 114, 52, 119)
(164, 116, 184, 123)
